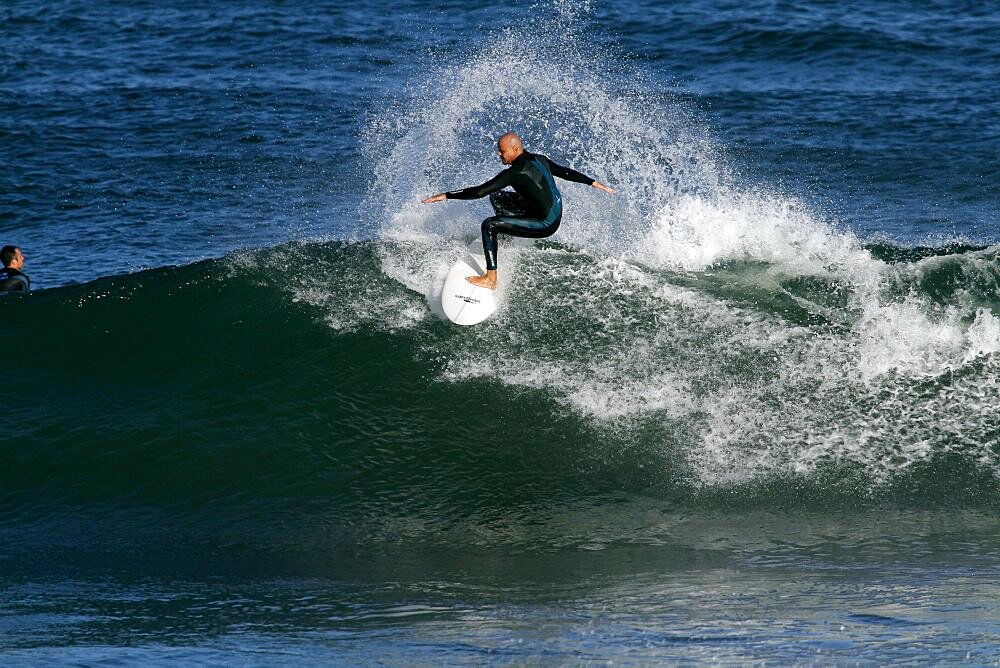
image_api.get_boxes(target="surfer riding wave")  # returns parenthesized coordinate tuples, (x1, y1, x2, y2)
(422, 132, 615, 289)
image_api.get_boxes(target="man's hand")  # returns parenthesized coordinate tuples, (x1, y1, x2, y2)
(592, 182, 616, 195)
(421, 193, 447, 203)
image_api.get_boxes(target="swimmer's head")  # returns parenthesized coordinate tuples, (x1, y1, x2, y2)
(497, 132, 524, 165)
(1, 246, 23, 270)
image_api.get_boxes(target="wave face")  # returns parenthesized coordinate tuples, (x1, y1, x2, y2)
(3, 238, 999, 561)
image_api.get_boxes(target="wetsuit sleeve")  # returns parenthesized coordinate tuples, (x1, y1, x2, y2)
(547, 160, 595, 186)
(446, 169, 517, 200)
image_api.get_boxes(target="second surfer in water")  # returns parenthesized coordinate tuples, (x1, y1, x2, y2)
(422, 132, 615, 289)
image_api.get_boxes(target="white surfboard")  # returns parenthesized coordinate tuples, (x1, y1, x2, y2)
(440, 243, 498, 325)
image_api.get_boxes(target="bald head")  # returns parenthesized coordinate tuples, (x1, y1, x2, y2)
(497, 132, 524, 165)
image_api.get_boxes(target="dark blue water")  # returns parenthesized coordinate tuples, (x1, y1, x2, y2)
(4, 0, 996, 288)
(2, 0, 999, 663)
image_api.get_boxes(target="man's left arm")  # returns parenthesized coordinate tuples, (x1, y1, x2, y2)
(548, 160, 616, 195)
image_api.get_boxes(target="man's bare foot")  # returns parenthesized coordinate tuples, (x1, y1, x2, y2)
(467, 270, 497, 290)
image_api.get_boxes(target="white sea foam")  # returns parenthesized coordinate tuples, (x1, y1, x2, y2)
(641, 191, 872, 275)
(853, 299, 999, 380)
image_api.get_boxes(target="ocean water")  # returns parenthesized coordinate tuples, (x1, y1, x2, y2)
(2, 0, 999, 663)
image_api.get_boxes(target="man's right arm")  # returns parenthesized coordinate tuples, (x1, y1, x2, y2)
(445, 169, 515, 200)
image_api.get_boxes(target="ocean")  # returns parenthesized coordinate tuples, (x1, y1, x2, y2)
(2, 0, 999, 663)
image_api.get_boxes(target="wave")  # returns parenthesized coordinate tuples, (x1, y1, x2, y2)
(2, 238, 998, 550)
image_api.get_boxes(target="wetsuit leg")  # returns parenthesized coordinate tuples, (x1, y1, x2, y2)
(481, 190, 553, 270)
(481, 214, 561, 271)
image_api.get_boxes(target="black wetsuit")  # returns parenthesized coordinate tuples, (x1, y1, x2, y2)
(446, 151, 595, 270)
(0, 267, 29, 293)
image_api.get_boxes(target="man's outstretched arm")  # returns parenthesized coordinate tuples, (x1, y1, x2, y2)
(548, 160, 616, 195)
(422, 169, 515, 204)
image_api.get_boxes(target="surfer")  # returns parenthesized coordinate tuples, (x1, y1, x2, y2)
(0, 246, 29, 293)
(422, 132, 615, 289)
